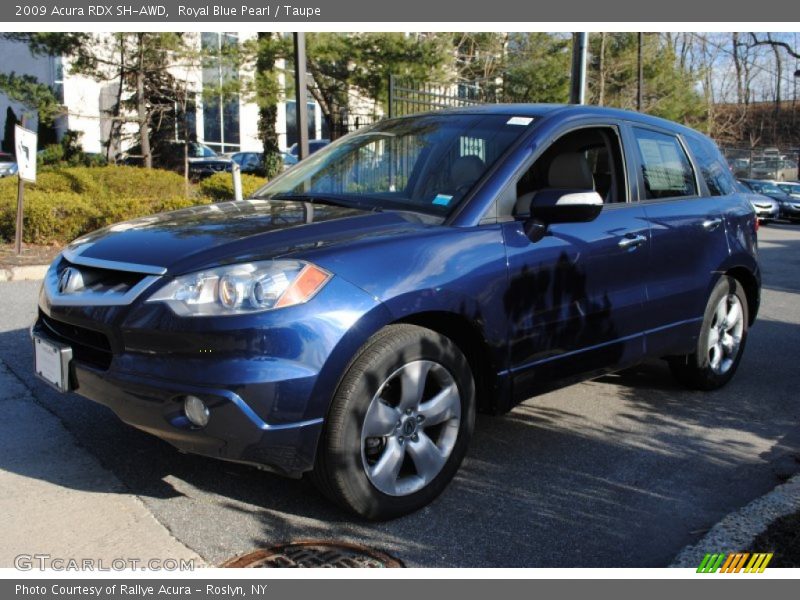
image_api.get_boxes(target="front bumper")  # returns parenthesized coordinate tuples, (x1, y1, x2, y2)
(33, 320, 323, 476)
(753, 205, 779, 220)
(780, 202, 800, 219)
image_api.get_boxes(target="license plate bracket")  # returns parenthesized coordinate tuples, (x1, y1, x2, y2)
(34, 334, 73, 392)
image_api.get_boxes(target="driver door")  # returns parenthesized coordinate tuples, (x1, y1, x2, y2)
(501, 124, 650, 401)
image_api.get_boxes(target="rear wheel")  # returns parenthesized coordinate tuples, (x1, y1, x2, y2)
(312, 324, 475, 520)
(668, 276, 748, 390)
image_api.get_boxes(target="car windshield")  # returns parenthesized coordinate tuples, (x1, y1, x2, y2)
(751, 181, 781, 194)
(255, 113, 534, 216)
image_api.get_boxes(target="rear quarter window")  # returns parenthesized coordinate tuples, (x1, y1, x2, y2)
(685, 136, 736, 196)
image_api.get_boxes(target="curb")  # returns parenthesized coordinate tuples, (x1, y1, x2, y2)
(671, 473, 800, 567)
(0, 264, 48, 282)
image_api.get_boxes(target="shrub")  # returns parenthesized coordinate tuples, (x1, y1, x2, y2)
(0, 191, 97, 244)
(38, 144, 65, 166)
(0, 166, 209, 244)
(0, 165, 284, 245)
(90, 195, 209, 230)
(197, 172, 267, 201)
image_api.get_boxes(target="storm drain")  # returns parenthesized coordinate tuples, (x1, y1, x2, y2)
(221, 541, 404, 568)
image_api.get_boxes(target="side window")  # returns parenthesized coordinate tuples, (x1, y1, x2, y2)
(632, 128, 697, 200)
(684, 136, 736, 196)
(505, 126, 626, 218)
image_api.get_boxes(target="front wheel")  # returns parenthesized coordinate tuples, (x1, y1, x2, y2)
(668, 276, 749, 390)
(312, 324, 475, 520)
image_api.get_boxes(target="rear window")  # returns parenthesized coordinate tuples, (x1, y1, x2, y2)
(684, 136, 736, 196)
(632, 128, 697, 200)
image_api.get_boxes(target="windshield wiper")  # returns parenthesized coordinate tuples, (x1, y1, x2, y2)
(269, 193, 379, 211)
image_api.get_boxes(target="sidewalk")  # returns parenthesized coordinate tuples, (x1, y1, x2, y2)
(0, 360, 204, 569)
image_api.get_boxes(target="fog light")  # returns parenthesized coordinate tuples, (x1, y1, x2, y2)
(184, 395, 209, 427)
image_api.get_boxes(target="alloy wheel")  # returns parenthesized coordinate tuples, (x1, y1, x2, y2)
(708, 294, 744, 375)
(360, 360, 461, 496)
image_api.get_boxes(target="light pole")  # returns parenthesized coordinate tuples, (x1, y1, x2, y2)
(293, 32, 309, 161)
(570, 33, 587, 105)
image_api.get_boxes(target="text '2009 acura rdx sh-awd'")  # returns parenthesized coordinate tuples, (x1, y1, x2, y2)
(33, 105, 760, 519)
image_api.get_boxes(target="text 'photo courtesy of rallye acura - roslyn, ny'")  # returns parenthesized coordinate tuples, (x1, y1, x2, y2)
(32, 104, 760, 520)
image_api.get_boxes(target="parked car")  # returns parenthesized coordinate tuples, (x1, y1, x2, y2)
(740, 179, 800, 222)
(281, 151, 298, 169)
(284, 139, 330, 168)
(776, 181, 800, 199)
(118, 142, 231, 178)
(224, 151, 265, 176)
(735, 181, 779, 222)
(0, 152, 18, 177)
(750, 158, 798, 182)
(186, 145, 231, 179)
(33, 105, 760, 519)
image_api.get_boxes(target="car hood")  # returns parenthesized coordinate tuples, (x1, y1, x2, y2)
(63, 199, 435, 275)
(765, 193, 795, 202)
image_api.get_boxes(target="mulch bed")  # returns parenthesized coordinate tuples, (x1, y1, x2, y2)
(0, 243, 62, 268)
(749, 509, 800, 567)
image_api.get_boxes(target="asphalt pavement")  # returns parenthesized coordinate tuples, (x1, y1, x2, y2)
(1, 223, 798, 568)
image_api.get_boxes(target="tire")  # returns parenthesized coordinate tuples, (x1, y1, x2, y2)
(668, 276, 749, 391)
(312, 324, 475, 520)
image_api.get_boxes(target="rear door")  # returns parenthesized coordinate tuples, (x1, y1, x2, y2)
(625, 124, 730, 357)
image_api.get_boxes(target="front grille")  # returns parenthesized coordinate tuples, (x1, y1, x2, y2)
(40, 314, 113, 370)
(57, 261, 147, 295)
(46, 255, 161, 308)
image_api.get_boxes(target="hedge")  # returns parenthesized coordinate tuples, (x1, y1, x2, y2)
(0, 166, 246, 245)
(196, 172, 267, 201)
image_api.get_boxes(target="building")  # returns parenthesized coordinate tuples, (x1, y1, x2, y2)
(0, 33, 333, 159)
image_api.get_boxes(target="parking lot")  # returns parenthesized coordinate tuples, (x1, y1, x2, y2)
(1, 223, 799, 568)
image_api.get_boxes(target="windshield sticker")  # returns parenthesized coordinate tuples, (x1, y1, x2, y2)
(506, 116, 534, 126)
(433, 194, 453, 206)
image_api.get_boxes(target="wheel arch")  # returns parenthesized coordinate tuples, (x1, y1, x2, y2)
(724, 266, 760, 325)
(394, 311, 501, 414)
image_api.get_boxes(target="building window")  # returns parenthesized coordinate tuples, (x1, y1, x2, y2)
(285, 99, 319, 148)
(201, 32, 240, 153)
(52, 56, 64, 103)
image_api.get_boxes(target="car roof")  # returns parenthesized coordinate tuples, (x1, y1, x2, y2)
(406, 103, 704, 138)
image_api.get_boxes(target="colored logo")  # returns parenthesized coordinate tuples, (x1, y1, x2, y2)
(697, 552, 773, 573)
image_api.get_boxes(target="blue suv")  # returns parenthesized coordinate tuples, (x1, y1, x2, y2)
(33, 105, 760, 519)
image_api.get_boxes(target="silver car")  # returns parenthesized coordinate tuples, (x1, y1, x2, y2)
(737, 181, 779, 222)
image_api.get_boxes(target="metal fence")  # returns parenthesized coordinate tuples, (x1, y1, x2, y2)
(388, 75, 497, 118)
(720, 146, 800, 182)
(327, 111, 381, 140)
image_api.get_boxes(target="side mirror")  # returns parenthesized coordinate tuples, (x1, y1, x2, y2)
(515, 188, 604, 243)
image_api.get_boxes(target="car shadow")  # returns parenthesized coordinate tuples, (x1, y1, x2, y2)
(1, 311, 799, 567)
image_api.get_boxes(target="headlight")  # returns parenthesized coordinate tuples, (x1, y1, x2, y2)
(146, 260, 332, 316)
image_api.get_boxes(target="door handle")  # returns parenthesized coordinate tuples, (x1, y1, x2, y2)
(702, 218, 722, 231)
(618, 234, 647, 250)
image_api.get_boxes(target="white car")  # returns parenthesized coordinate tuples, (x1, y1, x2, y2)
(0, 152, 18, 177)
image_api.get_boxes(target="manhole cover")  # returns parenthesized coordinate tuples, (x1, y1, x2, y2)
(221, 541, 404, 568)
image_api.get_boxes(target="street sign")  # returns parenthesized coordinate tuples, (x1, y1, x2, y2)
(14, 125, 37, 183)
